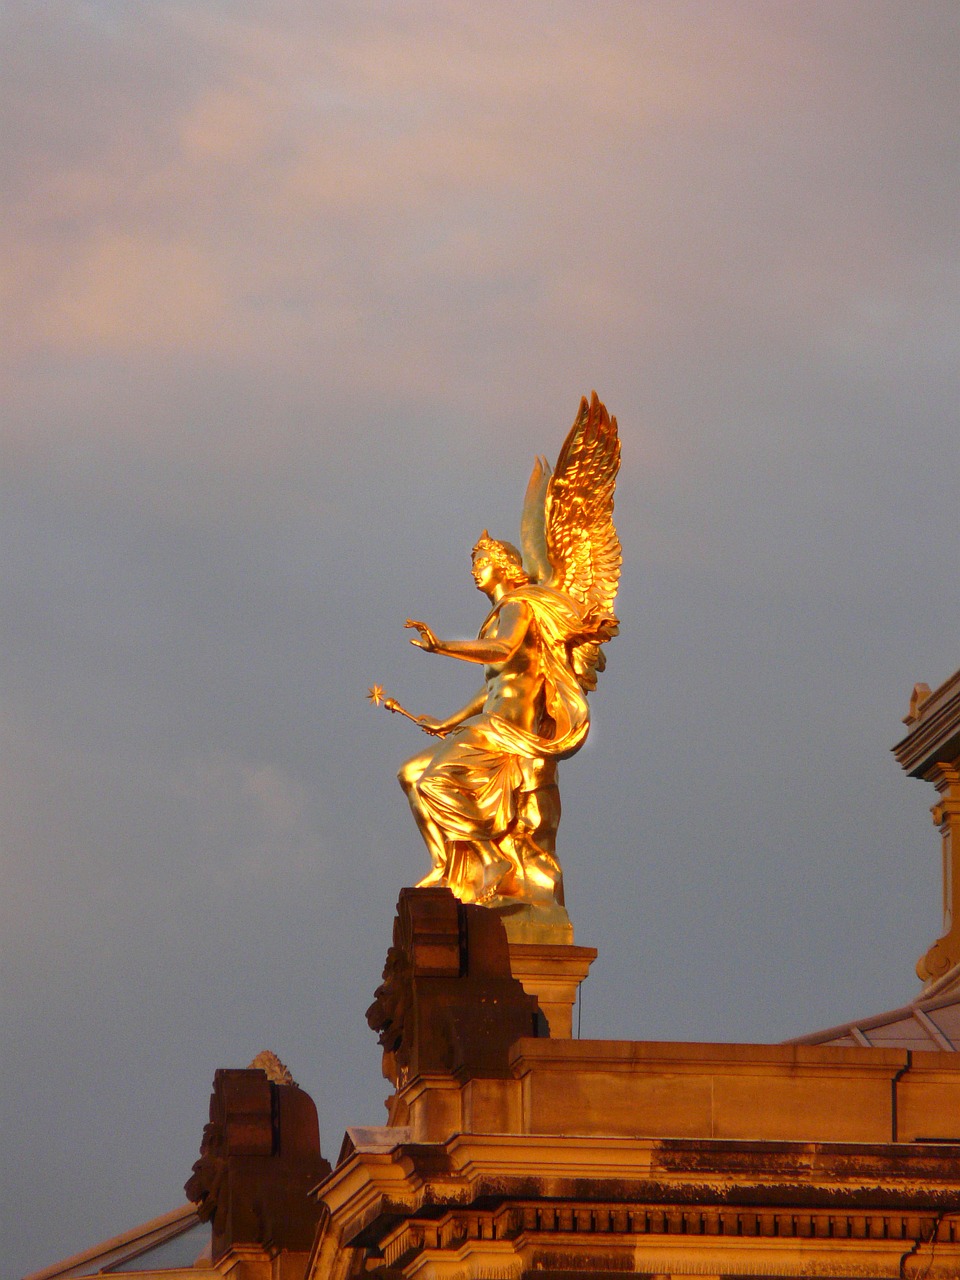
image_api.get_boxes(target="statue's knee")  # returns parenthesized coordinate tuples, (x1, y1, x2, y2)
(398, 757, 424, 792)
(399, 747, 435, 792)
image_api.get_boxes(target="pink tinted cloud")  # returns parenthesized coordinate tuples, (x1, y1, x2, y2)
(2, 3, 955, 481)
(42, 233, 229, 353)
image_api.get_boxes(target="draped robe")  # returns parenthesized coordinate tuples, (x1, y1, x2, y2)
(413, 584, 590, 847)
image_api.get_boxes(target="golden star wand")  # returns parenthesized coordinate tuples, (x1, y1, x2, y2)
(366, 684, 419, 725)
(367, 685, 448, 735)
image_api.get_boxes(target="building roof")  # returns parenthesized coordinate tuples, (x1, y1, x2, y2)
(789, 963, 960, 1051)
(793, 663, 960, 1047)
(21, 1204, 206, 1280)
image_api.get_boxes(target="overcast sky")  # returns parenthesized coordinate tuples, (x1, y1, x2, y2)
(4, 2, 960, 1275)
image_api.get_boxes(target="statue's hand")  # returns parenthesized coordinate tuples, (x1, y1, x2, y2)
(415, 714, 448, 738)
(405, 619, 440, 652)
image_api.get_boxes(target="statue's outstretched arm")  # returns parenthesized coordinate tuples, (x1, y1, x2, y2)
(404, 602, 529, 666)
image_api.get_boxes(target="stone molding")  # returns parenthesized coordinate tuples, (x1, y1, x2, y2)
(311, 1131, 960, 1280)
(893, 669, 960, 778)
(373, 1199, 959, 1280)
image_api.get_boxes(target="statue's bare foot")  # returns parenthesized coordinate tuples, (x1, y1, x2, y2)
(476, 856, 519, 904)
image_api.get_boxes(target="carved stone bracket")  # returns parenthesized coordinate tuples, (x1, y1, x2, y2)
(918, 762, 960, 982)
(366, 888, 543, 1090)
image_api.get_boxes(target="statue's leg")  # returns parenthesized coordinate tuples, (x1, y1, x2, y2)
(397, 747, 450, 885)
(516, 757, 560, 846)
(471, 838, 521, 903)
(514, 757, 564, 904)
(408, 727, 525, 904)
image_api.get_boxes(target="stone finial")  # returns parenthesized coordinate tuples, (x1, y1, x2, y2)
(903, 682, 932, 725)
(248, 1049, 296, 1086)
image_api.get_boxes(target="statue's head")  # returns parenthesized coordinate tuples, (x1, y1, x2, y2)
(472, 531, 530, 589)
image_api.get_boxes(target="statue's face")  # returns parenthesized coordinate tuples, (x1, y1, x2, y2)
(471, 550, 501, 594)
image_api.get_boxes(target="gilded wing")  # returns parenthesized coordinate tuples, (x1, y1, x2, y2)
(520, 454, 552, 582)
(544, 392, 621, 614)
(543, 393, 622, 689)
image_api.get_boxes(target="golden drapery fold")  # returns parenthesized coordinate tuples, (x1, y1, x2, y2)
(414, 585, 590, 847)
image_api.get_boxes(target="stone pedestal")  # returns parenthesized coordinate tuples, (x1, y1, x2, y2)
(366, 888, 596, 1133)
(506, 942, 596, 1037)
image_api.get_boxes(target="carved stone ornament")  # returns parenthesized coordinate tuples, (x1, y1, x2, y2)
(366, 887, 543, 1091)
(247, 1049, 296, 1086)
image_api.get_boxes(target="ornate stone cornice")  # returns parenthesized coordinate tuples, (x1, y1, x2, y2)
(893, 669, 960, 779)
(311, 1133, 960, 1280)
(372, 1197, 960, 1279)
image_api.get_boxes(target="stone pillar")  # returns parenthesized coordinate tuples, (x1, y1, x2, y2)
(893, 674, 960, 986)
(506, 942, 596, 1037)
(919, 763, 960, 983)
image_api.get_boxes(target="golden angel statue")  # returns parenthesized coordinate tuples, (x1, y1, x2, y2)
(387, 393, 621, 912)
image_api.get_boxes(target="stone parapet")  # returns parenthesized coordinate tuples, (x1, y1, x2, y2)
(383, 1037, 960, 1147)
(510, 1037, 960, 1144)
